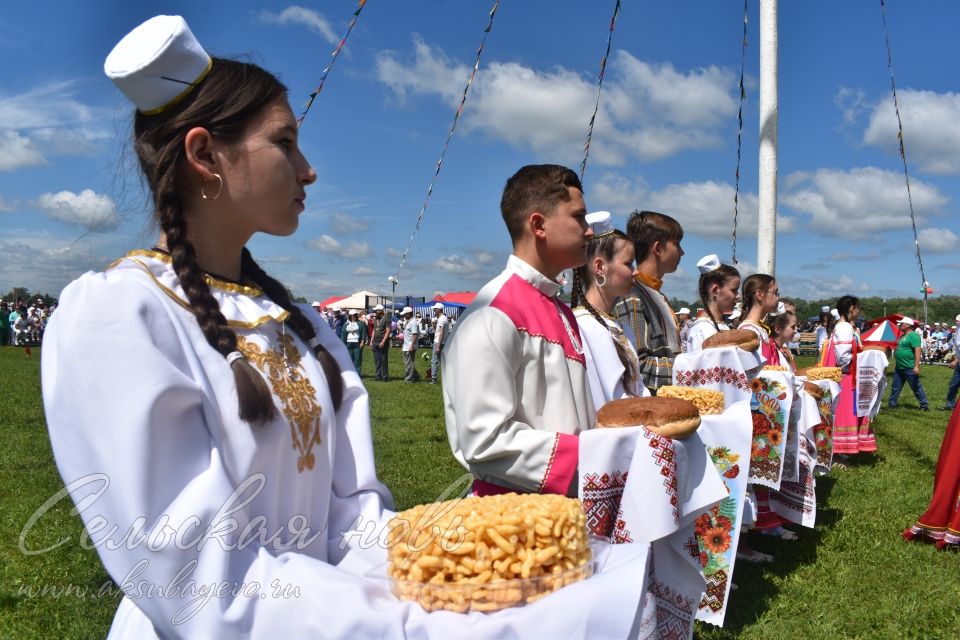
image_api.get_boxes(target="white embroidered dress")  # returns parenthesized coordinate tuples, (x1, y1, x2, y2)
(574, 308, 650, 409)
(42, 251, 400, 638)
(685, 317, 728, 354)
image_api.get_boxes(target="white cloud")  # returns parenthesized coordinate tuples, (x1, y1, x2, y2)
(778, 273, 870, 299)
(258, 6, 338, 44)
(0, 81, 109, 170)
(781, 167, 948, 239)
(918, 227, 959, 254)
(834, 86, 869, 126)
(590, 172, 794, 239)
(863, 89, 960, 175)
(352, 266, 377, 277)
(328, 212, 370, 235)
(0, 129, 45, 171)
(306, 234, 372, 258)
(376, 39, 737, 165)
(35, 189, 119, 231)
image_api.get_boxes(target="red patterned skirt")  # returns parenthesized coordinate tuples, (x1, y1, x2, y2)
(833, 370, 875, 454)
(903, 406, 960, 548)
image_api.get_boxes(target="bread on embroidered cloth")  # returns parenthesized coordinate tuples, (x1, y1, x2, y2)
(655, 385, 725, 415)
(387, 493, 592, 613)
(802, 380, 825, 400)
(596, 396, 701, 439)
(701, 328, 760, 352)
(802, 366, 842, 383)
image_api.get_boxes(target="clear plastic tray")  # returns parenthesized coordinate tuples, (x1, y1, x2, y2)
(390, 557, 595, 613)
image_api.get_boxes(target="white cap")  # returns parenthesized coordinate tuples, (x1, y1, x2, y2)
(770, 301, 787, 317)
(585, 211, 615, 238)
(696, 254, 721, 274)
(374, 304, 385, 311)
(401, 306, 413, 315)
(433, 302, 445, 310)
(900, 316, 915, 327)
(821, 305, 830, 313)
(831, 309, 840, 320)
(311, 301, 321, 307)
(955, 314, 960, 323)
(104, 15, 213, 114)
(677, 307, 690, 315)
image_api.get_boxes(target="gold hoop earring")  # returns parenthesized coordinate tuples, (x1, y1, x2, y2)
(201, 173, 223, 200)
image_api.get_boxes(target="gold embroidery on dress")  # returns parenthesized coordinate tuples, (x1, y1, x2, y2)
(237, 332, 322, 473)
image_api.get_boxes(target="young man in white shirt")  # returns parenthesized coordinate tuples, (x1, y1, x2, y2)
(430, 302, 449, 384)
(400, 306, 420, 382)
(443, 164, 594, 496)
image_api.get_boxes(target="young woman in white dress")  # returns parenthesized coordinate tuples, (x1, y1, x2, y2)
(570, 211, 650, 407)
(684, 254, 741, 353)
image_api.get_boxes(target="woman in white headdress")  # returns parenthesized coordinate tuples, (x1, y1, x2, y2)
(570, 211, 650, 407)
(684, 254, 741, 353)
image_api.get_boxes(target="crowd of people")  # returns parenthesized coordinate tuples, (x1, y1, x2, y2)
(311, 302, 456, 383)
(34, 15, 960, 637)
(1, 299, 54, 347)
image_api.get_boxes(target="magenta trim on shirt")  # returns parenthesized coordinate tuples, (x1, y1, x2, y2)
(490, 274, 586, 365)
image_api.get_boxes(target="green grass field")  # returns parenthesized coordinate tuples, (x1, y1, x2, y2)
(2, 345, 959, 638)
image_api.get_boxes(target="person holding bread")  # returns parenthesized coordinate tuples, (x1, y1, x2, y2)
(443, 165, 595, 497)
(570, 211, 651, 408)
(685, 254, 741, 353)
(613, 210, 685, 392)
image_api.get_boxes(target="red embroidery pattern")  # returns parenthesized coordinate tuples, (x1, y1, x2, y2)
(649, 577, 698, 640)
(674, 366, 750, 391)
(581, 471, 628, 538)
(644, 430, 679, 524)
(538, 434, 562, 494)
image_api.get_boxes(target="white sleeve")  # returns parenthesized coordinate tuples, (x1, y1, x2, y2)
(833, 323, 854, 371)
(442, 307, 579, 495)
(41, 274, 413, 638)
(576, 315, 628, 409)
(299, 304, 396, 562)
(685, 322, 716, 354)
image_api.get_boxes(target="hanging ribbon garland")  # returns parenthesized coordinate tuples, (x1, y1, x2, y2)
(392, 0, 501, 280)
(579, 0, 621, 182)
(297, 0, 368, 127)
(731, 0, 748, 264)
(879, 0, 929, 295)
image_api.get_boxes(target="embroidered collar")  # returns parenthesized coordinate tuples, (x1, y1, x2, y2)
(633, 271, 663, 291)
(110, 250, 289, 329)
(506, 255, 560, 298)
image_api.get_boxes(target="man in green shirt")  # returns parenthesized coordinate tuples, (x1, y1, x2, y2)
(888, 316, 929, 410)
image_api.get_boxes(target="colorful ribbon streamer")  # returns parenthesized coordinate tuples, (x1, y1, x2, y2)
(392, 0, 501, 280)
(879, 0, 928, 299)
(731, 0, 748, 264)
(579, 0, 621, 182)
(297, 0, 368, 127)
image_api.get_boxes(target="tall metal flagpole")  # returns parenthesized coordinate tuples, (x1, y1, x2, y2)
(758, 0, 778, 275)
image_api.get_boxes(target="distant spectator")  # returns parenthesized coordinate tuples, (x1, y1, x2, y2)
(401, 306, 420, 382)
(0, 302, 9, 346)
(430, 303, 449, 384)
(371, 305, 391, 381)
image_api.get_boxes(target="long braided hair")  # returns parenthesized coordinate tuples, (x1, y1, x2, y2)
(570, 230, 638, 394)
(741, 273, 775, 323)
(133, 58, 342, 423)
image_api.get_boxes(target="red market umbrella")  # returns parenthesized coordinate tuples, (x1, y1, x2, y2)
(433, 291, 477, 306)
(861, 319, 901, 348)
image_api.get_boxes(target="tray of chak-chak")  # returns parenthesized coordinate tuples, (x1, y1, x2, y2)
(386, 493, 596, 613)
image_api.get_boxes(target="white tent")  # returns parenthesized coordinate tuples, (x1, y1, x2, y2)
(327, 290, 378, 311)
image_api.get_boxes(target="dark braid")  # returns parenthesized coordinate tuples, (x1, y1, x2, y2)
(241, 249, 344, 410)
(155, 188, 277, 423)
(572, 239, 639, 396)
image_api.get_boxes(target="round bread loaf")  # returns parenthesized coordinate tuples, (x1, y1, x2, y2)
(802, 380, 825, 400)
(702, 328, 760, 352)
(596, 397, 701, 439)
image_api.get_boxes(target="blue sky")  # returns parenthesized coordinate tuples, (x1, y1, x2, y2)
(2, 1, 959, 303)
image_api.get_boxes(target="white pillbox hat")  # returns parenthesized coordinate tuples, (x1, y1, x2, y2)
(104, 15, 212, 114)
(585, 211, 615, 238)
